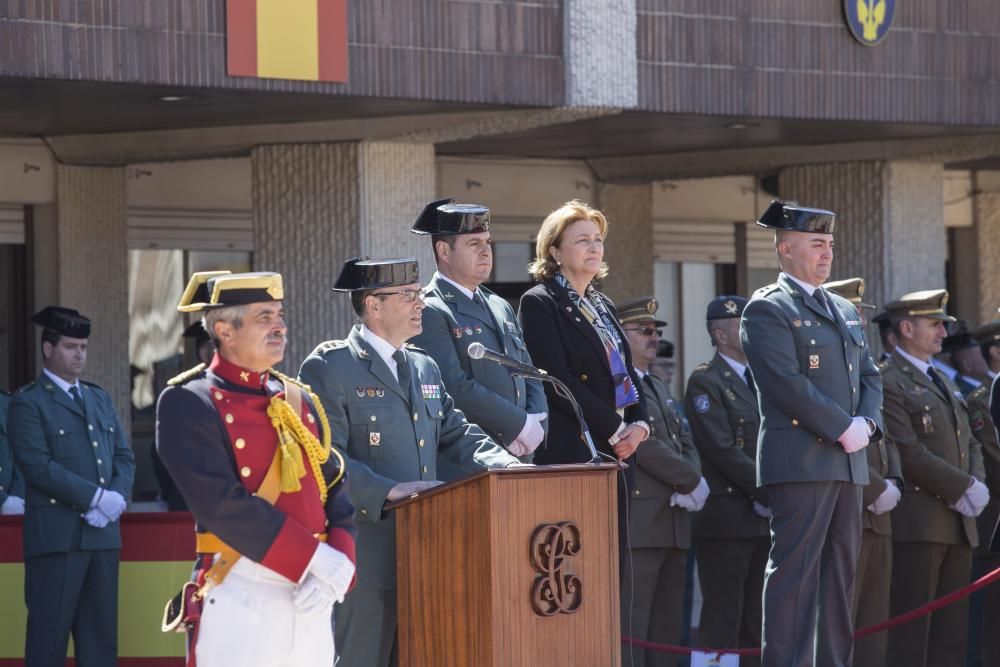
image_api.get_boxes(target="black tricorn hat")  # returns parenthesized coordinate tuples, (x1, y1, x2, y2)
(411, 197, 490, 236)
(31, 306, 91, 338)
(756, 200, 836, 234)
(332, 257, 420, 292)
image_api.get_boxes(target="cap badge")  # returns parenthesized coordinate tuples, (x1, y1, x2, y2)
(724, 300, 738, 315)
(646, 299, 658, 315)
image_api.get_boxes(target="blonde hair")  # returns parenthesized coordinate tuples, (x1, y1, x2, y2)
(528, 200, 610, 281)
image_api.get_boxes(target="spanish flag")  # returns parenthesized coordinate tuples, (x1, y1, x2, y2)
(226, 0, 348, 83)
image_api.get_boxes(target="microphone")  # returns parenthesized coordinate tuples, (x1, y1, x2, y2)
(467, 343, 548, 378)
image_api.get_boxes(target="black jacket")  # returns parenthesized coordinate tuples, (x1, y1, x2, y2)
(518, 278, 648, 466)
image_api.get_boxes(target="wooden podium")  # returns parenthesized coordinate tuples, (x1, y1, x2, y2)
(390, 463, 621, 667)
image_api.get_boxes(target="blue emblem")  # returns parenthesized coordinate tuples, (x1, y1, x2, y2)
(844, 0, 895, 46)
(693, 394, 710, 414)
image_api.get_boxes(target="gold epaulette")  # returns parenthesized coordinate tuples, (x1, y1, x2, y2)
(167, 363, 207, 386)
(314, 340, 348, 355)
(968, 384, 988, 400)
(877, 359, 892, 372)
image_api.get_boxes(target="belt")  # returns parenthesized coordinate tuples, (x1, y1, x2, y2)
(196, 531, 328, 555)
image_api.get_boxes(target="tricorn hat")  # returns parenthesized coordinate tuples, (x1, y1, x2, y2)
(31, 306, 91, 338)
(177, 271, 284, 313)
(411, 197, 491, 236)
(756, 200, 836, 234)
(332, 257, 420, 292)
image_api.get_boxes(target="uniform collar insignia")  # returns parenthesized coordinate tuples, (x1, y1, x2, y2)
(210, 353, 268, 390)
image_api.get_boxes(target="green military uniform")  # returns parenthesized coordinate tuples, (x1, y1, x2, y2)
(826, 276, 902, 667)
(616, 297, 702, 667)
(299, 257, 516, 667)
(9, 307, 135, 667)
(966, 379, 1000, 666)
(410, 198, 547, 456)
(412, 273, 547, 451)
(684, 296, 768, 665)
(880, 292, 986, 667)
(0, 390, 27, 511)
(741, 202, 884, 667)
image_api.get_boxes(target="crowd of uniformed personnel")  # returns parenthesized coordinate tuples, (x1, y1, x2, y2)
(1, 197, 999, 667)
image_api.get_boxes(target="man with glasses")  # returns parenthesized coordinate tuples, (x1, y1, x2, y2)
(618, 296, 704, 667)
(299, 257, 518, 667)
(685, 295, 768, 666)
(410, 197, 548, 460)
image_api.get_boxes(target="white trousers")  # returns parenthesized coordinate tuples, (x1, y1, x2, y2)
(195, 558, 335, 667)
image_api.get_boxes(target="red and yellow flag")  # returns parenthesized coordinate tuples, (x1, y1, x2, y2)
(226, 0, 348, 82)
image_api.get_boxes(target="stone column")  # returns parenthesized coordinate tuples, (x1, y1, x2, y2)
(972, 171, 1000, 324)
(51, 164, 130, 424)
(564, 0, 637, 108)
(597, 182, 653, 303)
(778, 160, 946, 312)
(252, 141, 435, 373)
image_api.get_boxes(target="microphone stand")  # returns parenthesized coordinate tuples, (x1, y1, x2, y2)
(509, 369, 602, 464)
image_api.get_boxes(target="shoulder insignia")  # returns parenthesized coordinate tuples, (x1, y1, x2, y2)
(693, 394, 711, 414)
(79, 380, 106, 391)
(693, 362, 711, 372)
(969, 385, 988, 401)
(13, 382, 36, 395)
(753, 283, 780, 297)
(404, 343, 428, 355)
(315, 340, 349, 355)
(167, 363, 207, 386)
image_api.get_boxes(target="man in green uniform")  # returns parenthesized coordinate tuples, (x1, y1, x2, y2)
(968, 319, 1000, 666)
(881, 290, 988, 667)
(617, 296, 703, 667)
(410, 198, 547, 459)
(740, 201, 883, 667)
(826, 277, 902, 667)
(8, 306, 136, 667)
(299, 257, 518, 667)
(0, 389, 25, 514)
(685, 295, 768, 666)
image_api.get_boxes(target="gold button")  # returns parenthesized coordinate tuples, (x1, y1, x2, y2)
(413, 413, 419, 421)
(109, 426, 114, 432)
(960, 452, 965, 459)
(419, 439, 425, 447)
(307, 413, 315, 423)
(225, 414, 234, 424)
(235, 438, 246, 449)
(852, 387, 856, 394)
(370, 415, 377, 422)
(89, 424, 94, 431)
(914, 486, 921, 492)
(360, 508, 368, 515)
(438, 410, 443, 417)
(924, 405, 930, 411)
(810, 339, 816, 345)
(214, 391, 223, 400)
(634, 490, 641, 496)
(849, 364, 854, 371)
(422, 465, 428, 474)
(50, 498, 56, 505)
(97, 459, 103, 465)
(92, 441, 99, 447)
(581, 374, 588, 382)
(99, 477, 105, 484)
(956, 430, 961, 437)
(792, 419, 799, 426)
(241, 466, 251, 477)
(59, 429, 65, 435)
(727, 486, 733, 493)
(738, 418, 744, 424)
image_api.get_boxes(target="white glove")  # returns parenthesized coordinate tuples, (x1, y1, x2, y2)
(752, 501, 771, 518)
(950, 495, 977, 517)
(82, 508, 110, 528)
(689, 477, 710, 510)
(307, 543, 355, 603)
(293, 574, 339, 615)
(1, 495, 24, 515)
(867, 480, 902, 515)
(838, 417, 871, 454)
(670, 492, 699, 511)
(91, 488, 127, 521)
(510, 412, 547, 457)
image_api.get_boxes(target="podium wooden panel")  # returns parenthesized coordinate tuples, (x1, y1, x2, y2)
(392, 464, 620, 667)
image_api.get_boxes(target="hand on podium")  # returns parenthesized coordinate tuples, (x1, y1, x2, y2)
(387, 480, 443, 502)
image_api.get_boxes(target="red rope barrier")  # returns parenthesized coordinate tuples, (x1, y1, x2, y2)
(622, 562, 1000, 656)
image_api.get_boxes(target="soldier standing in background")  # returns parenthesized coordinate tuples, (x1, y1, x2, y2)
(685, 295, 767, 667)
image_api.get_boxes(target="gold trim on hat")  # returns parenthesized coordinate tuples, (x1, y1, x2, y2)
(177, 271, 231, 313)
(208, 273, 285, 305)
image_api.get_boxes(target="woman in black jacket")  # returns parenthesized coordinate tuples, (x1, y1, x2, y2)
(517, 200, 650, 467)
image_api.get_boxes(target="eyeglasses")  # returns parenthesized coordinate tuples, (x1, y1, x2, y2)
(624, 326, 662, 337)
(372, 288, 427, 303)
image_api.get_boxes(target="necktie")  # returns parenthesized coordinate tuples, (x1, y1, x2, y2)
(69, 385, 86, 414)
(743, 367, 757, 395)
(926, 367, 951, 398)
(392, 350, 411, 396)
(813, 288, 833, 319)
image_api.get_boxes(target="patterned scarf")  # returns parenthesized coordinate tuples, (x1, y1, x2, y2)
(555, 273, 639, 410)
